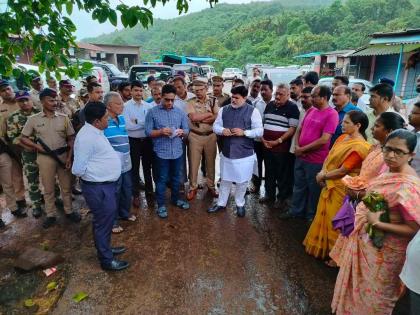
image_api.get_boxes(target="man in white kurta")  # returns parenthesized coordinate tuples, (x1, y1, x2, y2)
(208, 85, 263, 217)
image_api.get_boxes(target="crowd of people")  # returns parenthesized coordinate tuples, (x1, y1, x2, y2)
(0, 67, 419, 313)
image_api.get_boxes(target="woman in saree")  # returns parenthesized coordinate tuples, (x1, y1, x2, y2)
(329, 112, 406, 266)
(303, 110, 370, 260)
(331, 129, 420, 315)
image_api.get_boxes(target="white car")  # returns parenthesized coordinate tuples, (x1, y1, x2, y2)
(318, 77, 373, 105)
(201, 65, 217, 80)
(222, 68, 243, 81)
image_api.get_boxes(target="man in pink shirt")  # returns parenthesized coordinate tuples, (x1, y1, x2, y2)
(279, 85, 338, 223)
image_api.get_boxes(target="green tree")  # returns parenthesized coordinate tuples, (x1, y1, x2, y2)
(0, 0, 218, 79)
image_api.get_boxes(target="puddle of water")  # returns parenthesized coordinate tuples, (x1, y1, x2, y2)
(0, 269, 43, 310)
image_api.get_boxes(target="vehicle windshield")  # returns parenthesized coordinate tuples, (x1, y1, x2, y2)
(131, 66, 172, 83)
(107, 63, 124, 75)
(173, 64, 192, 71)
(266, 71, 301, 86)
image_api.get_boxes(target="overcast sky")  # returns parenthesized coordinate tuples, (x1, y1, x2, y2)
(73, 0, 269, 39)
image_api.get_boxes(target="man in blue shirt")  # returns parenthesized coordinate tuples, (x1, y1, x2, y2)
(145, 84, 190, 218)
(104, 92, 136, 234)
(331, 85, 361, 145)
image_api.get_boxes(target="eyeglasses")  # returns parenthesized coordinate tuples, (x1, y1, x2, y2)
(381, 146, 410, 157)
(163, 98, 175, 103)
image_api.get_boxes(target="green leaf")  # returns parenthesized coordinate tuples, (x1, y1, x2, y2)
(109, 10, 117, 26)
(47, 281, 57, 291)
(24, 299, 35, 307)
(72, 291, 88, 303)
(66, 2, 73, 15)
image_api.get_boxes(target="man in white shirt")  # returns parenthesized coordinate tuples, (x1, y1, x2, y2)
(366, 83, 406, 143)
(72, 101, 129, 271)
(351, 82, 368, 112)
(247, 79, 261, 105)
(123, 80, 154, 207)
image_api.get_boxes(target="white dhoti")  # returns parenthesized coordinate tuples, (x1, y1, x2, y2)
(217, 154, 256, 207)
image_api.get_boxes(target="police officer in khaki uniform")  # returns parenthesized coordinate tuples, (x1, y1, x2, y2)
(29, 76, 44, 111)
(210, 76, 229, 107)
(0, 80, 27, 213)
(21, 88, 81, 229)
(186, 80, 219, 200)
(57, 79, 78, 117)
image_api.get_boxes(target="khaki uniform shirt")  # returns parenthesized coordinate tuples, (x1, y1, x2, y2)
(186, 96, 219, 134)
(209, 92, 229, 108)
(0, 99, 20, 138)
(22, 112, 75, 151)
(57, 94, 78, 117)
(30, 89, 42, 111)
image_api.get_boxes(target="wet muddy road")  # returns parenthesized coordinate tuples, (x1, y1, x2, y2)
(0, 186, 409, 315)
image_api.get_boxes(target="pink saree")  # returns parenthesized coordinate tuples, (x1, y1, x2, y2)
(331, 172, 420, 315)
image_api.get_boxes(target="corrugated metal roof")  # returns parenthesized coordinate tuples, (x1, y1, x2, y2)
(370, 34, 420, 45)
(351, 43, 420, 56)
(293, 52, 322, 58)
(186, 56, 218, 62)
(76, 42, 103, 51)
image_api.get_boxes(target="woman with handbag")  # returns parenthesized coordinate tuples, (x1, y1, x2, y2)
(331, 129, 420, 315)
(330, 112, 406, 265)
(303, 110, 371, 260)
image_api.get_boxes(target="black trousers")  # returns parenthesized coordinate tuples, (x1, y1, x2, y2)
(129, 137, 154, 195)
(264, 150, 295, 200)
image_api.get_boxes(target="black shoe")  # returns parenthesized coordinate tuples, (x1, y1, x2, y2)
(32, 207, 43, 218)
(66, 212, 81, 223)
(236, 206, 246, 217)
(207, 204, 226, 213)
(72, 187, 82, 195)
(111, 246, 126, 256)
(101, 259, 129, 271)
(11, 208, 27, 218)
(43, 217, 57, 229)
(0, 219, 5, 229)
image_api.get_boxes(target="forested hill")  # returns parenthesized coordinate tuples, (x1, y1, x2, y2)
(88, 0, 420, 69)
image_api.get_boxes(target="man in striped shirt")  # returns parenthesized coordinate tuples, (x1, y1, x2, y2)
(104, 92, 136, 233)
(260, 83, 300, 209)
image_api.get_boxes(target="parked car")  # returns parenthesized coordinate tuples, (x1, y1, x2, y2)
(172, 63, 207, 82)
(222, 68, 243, 81)
(318, 77, 373, 104)
(92, 62, 128, 84)
(200, 65, 217, 80)
(129, 64, 173, 84)
(262, 67, 302, 87)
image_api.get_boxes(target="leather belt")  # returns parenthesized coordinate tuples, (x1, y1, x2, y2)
(190, 129, 213, 136)
(81, 179, 117, 185)
(38, 146, 68, 155)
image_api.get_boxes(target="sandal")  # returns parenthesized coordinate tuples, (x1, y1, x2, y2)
(120, 214, 137, 222)
(325, 259, 338, 268)
(112, 225, 124, 234)
(174, 200, 190, 210)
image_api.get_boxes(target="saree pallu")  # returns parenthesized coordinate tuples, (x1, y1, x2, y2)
(303, 136, 370, 259)
(331, 173, 420, 315)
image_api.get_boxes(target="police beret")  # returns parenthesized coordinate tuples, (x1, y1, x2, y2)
(59, 79, 73, 87)
(0, 79, 10, 89)
(39, 88, 57, 99)
(192, 79, 207, 87)
(15, 90, 30, 100)
(379, 77, 395, 87)
(211, 76, 224, 83)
